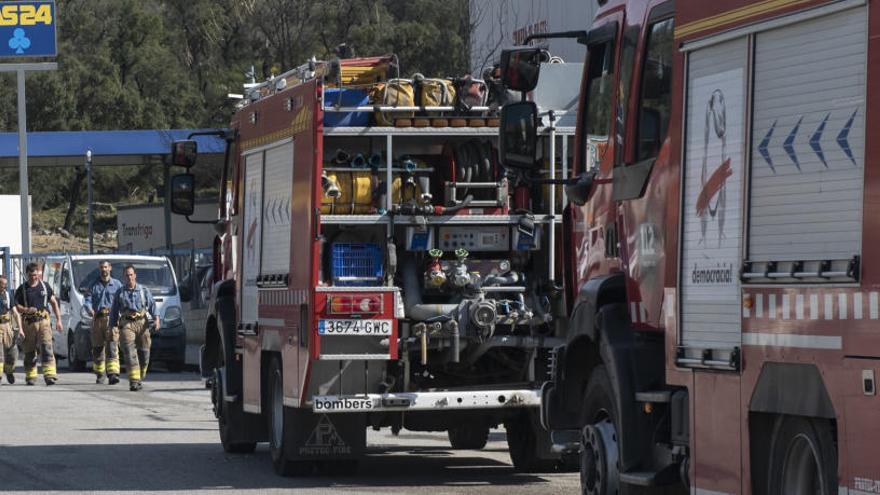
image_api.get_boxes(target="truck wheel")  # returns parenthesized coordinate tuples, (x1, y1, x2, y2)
(268, 356, 311, 476)
(448, 424, 490, 450)
(505, 410, 557, 472)
(213, 368, 257, 454)
(67, 334, 86, 372)
(580, 365, 620, 495)
(767, 416, 836, 495)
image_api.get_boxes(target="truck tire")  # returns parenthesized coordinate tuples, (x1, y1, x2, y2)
(67, 333, 86, 372)
(580, 365, 621, 495)
(447, 424, 490, 450)
(505, 410, 557, 472)
(213, 368, 257, 454)
(267, 356, 311, 476)
(767, 415, 836, 495)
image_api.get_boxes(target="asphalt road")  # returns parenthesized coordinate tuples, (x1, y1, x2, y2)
(0, 369, 578, 495)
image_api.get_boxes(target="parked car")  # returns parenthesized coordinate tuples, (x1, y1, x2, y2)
(43, 254, 190, 372)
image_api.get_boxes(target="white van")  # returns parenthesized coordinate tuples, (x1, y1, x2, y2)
(43, 254, 189, 372)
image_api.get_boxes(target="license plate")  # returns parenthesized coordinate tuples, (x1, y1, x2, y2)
(318, 319, 392, 336)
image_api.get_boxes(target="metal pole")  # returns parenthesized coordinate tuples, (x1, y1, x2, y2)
(86, 150, 93, 254)
(562, 136, 569, 205)
(17, 69, 29, 254)
(548, 111, 556, 283)
(0, 64, 56, 256)
(385, 135, 393, 213)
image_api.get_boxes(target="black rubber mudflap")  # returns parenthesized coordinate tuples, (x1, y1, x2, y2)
(284, 409, 366, 461)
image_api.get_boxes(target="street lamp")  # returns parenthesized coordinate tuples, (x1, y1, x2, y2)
(86, 150, 93, 254)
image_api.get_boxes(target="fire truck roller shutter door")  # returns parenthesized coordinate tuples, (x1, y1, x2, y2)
(748, 7, 867, 263)
(679, 36, 748, 360)
(261, 140, 294, 276)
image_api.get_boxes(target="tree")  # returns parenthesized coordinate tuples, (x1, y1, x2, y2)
(0, 0, 474, 239)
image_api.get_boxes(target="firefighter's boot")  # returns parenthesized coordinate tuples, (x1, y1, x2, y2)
(40, 341, 57, 386)
(105, 326, 120, 385)
(23, 350, 38, 386)
(137, 348, 150, 380)
(129, 380, 143, 392)
(122, 338, 142, 386)
(1, 362, 14, 385)
(0, 324, 17, 384)
(92, 345, 106, 383)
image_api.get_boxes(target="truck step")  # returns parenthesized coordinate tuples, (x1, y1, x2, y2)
(619, 464, 680, 487)
(634, 390, 672, 403)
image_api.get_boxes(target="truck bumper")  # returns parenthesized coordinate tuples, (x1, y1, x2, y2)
(311, 389, 541, 414)
(151, 322, 186, 363)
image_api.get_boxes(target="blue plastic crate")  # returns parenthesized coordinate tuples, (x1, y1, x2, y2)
(324, 89, 370, 127)
(331, 243, 383, 286)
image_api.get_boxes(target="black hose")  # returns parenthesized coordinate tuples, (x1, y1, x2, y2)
(468, 139, 491, 200)
(482, 272, 521, 286)
(441, 194, 473, 213)
(476, 140, 492, 184)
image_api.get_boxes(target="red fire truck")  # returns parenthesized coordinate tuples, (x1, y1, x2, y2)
(169, 58, 579, 474)
(499, 0, 879, 493)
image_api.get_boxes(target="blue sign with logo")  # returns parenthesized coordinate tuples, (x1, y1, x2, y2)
(0, 1, 56, 58)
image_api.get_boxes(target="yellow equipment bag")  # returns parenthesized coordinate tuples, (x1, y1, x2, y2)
(321, 170, 375, 214)
(369, 79, 415, 126)
(418, 78, 456, 107)
(324, 56, 393, 87)
(391, 175, 425, 205)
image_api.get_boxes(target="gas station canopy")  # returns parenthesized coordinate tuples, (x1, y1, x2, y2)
(0, 129, 228, 168)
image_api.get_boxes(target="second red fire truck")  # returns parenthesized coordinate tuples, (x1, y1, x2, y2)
(499, 0, 879, 494)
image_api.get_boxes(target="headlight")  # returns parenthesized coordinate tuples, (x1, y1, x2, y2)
(163, 305, 182, 325)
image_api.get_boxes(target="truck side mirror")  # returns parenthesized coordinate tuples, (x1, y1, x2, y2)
(499, 101, 539, 170)
(171, 140, 198, 168)
(565, 172, 596, 206)
(500, 47, 548, 93)
(170, 174, 196, 216)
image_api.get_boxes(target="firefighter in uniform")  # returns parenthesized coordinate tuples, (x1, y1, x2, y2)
(110, 265, 159, 391)
(83, 260, 122, 385)
(14, 262, 63, 386)
(0, 275, 23, 384)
